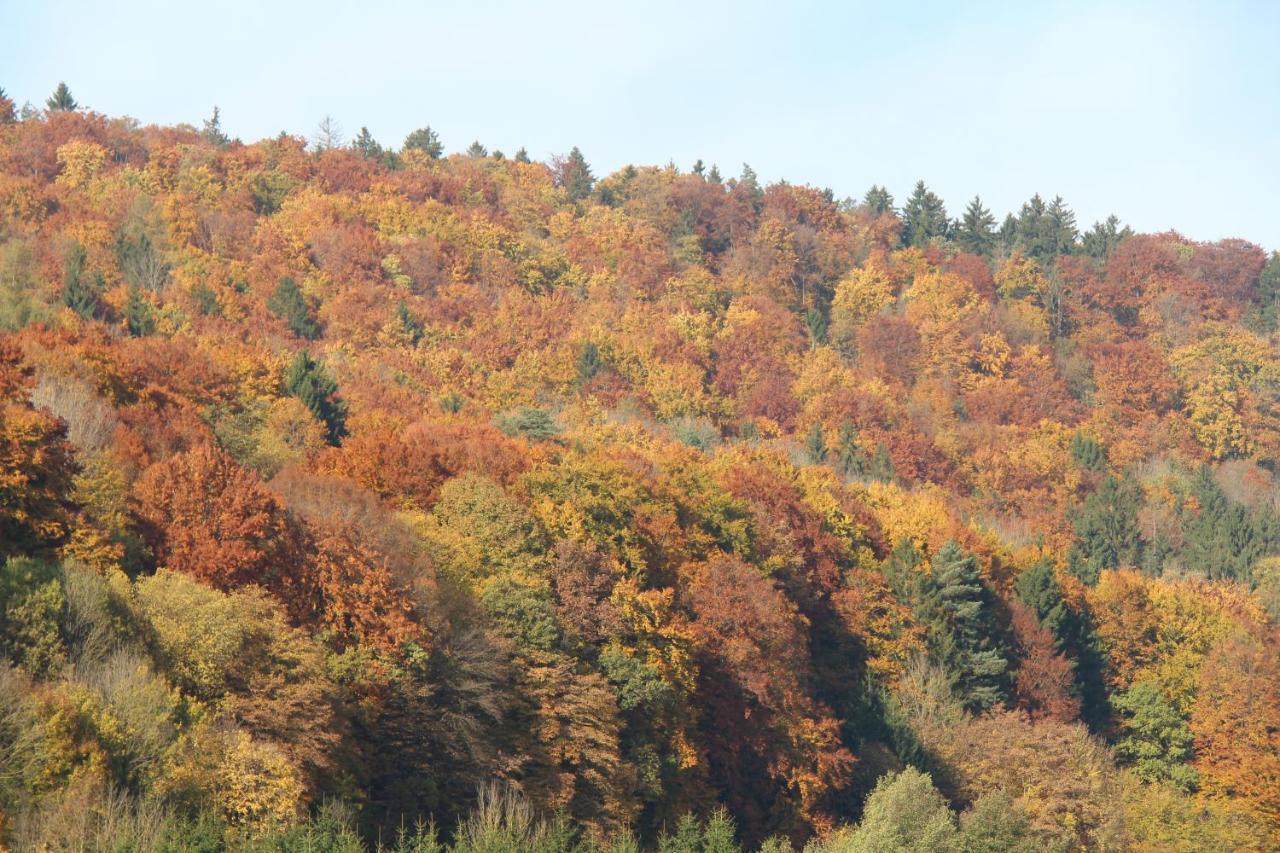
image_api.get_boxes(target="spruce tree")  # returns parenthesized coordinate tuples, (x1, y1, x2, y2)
(707, 164, 722, 184)
(869, 443, 895, 483)
(513, 147, 531, 164)
(353, 127, 384, 159)
(268, 277, 319, 340)
(201, 106, 229, 146)
(1080, 215, 1133, 259)
(465, 140, 488, 158)
(836, 421, 870, 478)
(804, 421, 828, 465)
(285, 351, 347, 445)
(1178, 467, 1278, 583)
(575, 341, 602, 382)
(1258, 251, 1280, 330)
(123, 287, 154, 336)
(560, 147, 594, 201)
(955, 196, 996, 256)
(45, 82, 77, 112)
(1046, 195, 1079, 256)
(1067, 474, 1144, 584)
(396, 300, 423, 345)
(917, 541, 1009, 711)
(61, 243, 99, 319)
(403, 126, 444, 159)
(862, 185, 895, 216)
(900, 181, 949, 247)
(1070, 432, 1109, 472)
(1015, 558, 1108, 728)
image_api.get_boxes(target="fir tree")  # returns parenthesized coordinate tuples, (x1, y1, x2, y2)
(268, 277, 319, 340)
(465, 140, 488, 158)
(955, 196, 996, 256)
(285, 351, 347, 445)
(900, 180, 949, 247)
(45, 82, 77, 112)
(707, 164, 722, 184)
(513, 147, 531, 164)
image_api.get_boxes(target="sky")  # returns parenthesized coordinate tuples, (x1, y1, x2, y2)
(3, 0, 1278, 248)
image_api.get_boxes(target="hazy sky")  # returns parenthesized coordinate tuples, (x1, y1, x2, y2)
(4, 0, 1277, 248)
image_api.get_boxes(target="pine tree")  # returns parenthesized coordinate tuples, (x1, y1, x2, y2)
(955, 196, 996, 255)
(917, 541, 1009, 711)
(900, 181, 949, 247)
(692, 159, 705, 176)
(862, 185, 895, 216)
(285, 351, 347, 445)
(403, 126, 444, 159)
(268, 277, 319, 340)
(45, 82, 77, 112)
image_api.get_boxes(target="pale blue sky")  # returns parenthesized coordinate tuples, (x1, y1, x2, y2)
(4, 0, 1277, 248)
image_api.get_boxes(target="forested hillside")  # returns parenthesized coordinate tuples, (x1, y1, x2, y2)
(1, 87, 1279, 851)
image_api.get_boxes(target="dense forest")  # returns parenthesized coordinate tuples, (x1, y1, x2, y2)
(1, 84, 1279, 851)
